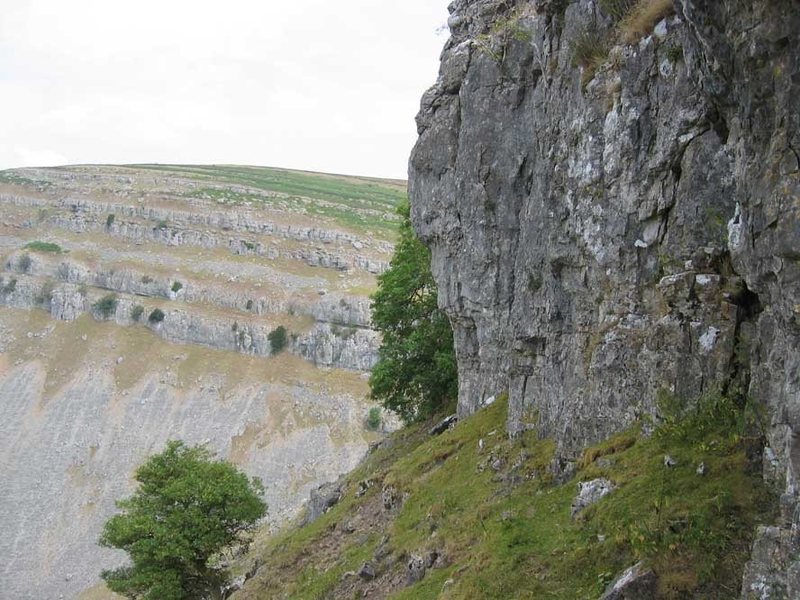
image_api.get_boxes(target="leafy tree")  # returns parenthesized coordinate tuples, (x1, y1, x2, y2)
(100, 441, 266, 600)
(268, 325, 288, 355)
(148, 308, 165, 323)
(369, 202, 457, 423)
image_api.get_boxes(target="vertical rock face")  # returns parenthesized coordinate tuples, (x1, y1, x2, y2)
(410, 0, 798, 592)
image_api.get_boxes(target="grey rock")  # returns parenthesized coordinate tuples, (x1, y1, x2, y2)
(406, 555, 426, 586)
(358, 561, 376, 581)
(429, 414, 458, 436)
(382, 485, 400, 511)
(600, 562, 657, 600)
(741, 526, 799, 600)
(571, 478, 616, 519)
(410, 0, 799, 589)
(304, 480, 344, 525)
(664, 455, 677, 468)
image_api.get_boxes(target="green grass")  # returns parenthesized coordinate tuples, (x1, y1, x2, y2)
(24, 241, 64, 254)
(235, 392, 775, 599)
(126, 164, 405, 236)
(0, 171, 51, 188)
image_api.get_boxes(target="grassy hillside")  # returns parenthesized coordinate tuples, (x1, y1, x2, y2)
(126, 164, 407, 236)
(235, 394, 774, 599)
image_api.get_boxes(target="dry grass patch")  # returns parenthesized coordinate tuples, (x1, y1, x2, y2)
(619, 0, 676, 44)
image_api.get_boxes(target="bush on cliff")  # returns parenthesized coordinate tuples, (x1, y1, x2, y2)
(99, 441, 266, 600)
(92, 294, 118, 319)
(369, 202, 457, 423)
(268, 325, 288, 354)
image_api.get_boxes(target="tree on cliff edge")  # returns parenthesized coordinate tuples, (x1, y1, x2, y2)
(99, 441, 266, 600)
(369, 202, 457, 422)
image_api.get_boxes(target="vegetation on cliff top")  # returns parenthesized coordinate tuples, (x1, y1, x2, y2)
(234, 390, 773, 599)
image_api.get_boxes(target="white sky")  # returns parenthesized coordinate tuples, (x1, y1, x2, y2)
(0, 1, 450, 179)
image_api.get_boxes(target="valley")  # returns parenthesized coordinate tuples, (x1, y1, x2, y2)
(0, 164, 403, 599)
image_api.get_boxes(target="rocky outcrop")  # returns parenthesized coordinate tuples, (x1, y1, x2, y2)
(0, 273, 380, 370)
(410, 0, 798, 594)
(5, 251, 373, 326)
(600, 562, 657, 600)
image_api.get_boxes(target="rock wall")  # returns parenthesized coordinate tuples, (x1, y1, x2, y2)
(0, 272, 380, 371)
(410, 0, 798, 594)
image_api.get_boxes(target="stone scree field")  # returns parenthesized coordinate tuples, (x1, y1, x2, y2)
(0, 164, 404, 599)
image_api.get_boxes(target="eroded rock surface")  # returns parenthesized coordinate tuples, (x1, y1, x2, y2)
(410, 0, 798, 593)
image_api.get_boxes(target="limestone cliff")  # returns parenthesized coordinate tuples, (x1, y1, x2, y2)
(410, 0, 798, 595)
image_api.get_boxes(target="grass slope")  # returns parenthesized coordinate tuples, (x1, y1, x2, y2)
(126, 164, 407, 236)
(235, 394, 774, 599)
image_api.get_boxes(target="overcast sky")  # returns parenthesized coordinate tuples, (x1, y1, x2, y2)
(0, 1, 450, 179)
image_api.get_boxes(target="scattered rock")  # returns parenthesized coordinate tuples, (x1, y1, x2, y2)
(696, 462, 707, 476)
(571, 478, 616, 518)
(358, 562, 375, 581)
(382, 485, 401, 511)
(663, 455, 677, 468)
(304, 480, 343, 524)
(355, 479, 373, 497)
(406, 555, 426, 585)
(429, 414, 457, 436)
(599, 562, 657, 599)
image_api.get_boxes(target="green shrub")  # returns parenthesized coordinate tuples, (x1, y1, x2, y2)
(24, 241, 63, 254)
(154, 219, 169, 231)
(246, 299, 254, 311)
(93, 294, 118, 319)
(106, 213, 116, 228)
(17, 253, 32, 273)
(141, 275, 154, 285)
(131, 304, 145, 322)
(148, 308, 166, 323)
(366, 407, 381, 431)
(268, 326, 288, 355)
(99, 441, 266, 600)
(171, 281, 183, 293)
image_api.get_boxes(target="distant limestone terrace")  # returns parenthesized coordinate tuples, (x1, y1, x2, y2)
(0, 164, 404, 370)
(0, 164, 404, 599)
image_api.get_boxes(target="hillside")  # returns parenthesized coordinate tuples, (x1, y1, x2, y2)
(0, 164, 403, 599)
(233, 395, 773, 598)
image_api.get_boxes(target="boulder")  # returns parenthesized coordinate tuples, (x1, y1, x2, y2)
(571, 478, 615, 519)
(600, 562, 657, 600)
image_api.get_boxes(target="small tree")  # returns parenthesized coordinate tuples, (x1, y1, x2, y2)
(100, 441, 266, 600)
(369, 202, 458, 423)
(148, 308, 166, 324)
(93, 294, 118, 319)
(268, 325, 288, 355)
(366, 407, 381, 431)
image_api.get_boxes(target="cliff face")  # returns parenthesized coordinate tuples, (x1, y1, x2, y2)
(410, 0, 798, 594)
